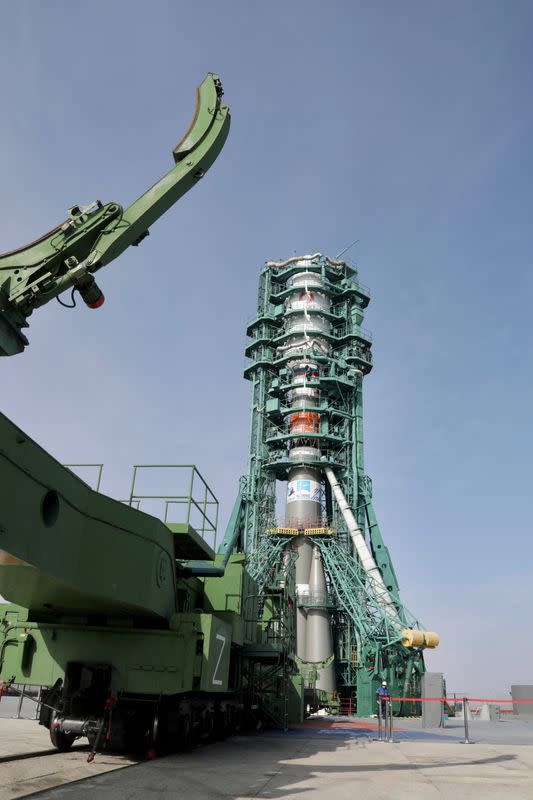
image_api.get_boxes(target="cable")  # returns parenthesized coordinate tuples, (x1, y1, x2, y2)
(56, 288, 77, 308)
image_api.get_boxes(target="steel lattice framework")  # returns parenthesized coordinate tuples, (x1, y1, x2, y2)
(240, 253, 428, 716)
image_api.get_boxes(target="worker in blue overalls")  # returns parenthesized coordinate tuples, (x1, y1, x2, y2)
(376, 680, 391, 717)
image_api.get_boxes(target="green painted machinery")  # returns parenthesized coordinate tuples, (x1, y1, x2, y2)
(0, 416, 268, 750)
(0, 73, 229, 356)
(0, 427, 295, 750)
(0, 75, 298, 754)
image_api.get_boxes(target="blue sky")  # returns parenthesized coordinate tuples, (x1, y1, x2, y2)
(1, 0, 533, 696)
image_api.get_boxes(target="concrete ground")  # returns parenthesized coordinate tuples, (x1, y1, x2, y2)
(2, 713, 533, 799)
(0, 718, 135, 800)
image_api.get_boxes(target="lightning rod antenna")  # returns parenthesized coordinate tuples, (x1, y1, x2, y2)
(335, 239, 360, 260)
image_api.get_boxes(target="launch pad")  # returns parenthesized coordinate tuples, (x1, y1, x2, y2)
(3, 713, 533, 800)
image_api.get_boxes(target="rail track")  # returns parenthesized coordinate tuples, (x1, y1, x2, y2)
(0, 718, 135, 800)
(0, 744, 91, 765)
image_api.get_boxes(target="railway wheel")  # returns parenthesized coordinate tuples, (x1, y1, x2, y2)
(202, 709, 215, 741)
(50, 725, 76, 752)
(148, 708, 171, 757)
(213, 704, 227, 740)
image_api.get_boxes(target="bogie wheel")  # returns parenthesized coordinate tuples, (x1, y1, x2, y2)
(149, 709, 169, 757)
(213, 705, 227, 740)
(179, 712, 193, 751)
(50, 725, 76, 752)
(203, 710, 215, 741)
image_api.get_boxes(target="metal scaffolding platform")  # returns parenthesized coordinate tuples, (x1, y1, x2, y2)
(234, 253, 434, 717)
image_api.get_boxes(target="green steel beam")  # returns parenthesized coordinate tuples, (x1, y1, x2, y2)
(364, 490, 401, 603)
(216, 477, 247, 565)
(0, 74, 230, 356)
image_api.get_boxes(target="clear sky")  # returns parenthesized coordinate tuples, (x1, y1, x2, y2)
(1, 0, 532, 697)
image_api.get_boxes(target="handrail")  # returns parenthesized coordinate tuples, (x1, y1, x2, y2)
(127, 464, 219, 548)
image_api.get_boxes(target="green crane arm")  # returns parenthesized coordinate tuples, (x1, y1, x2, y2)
(0, 73, 230, 357)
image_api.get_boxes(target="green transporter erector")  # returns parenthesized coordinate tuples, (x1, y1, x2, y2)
(242, 252, 439, 717)
(0, 73, 296, 752)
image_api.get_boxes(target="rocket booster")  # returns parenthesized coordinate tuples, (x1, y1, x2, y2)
(279, 264, 336, 693)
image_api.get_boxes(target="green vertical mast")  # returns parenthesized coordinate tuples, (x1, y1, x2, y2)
(242, 253, 438, 717)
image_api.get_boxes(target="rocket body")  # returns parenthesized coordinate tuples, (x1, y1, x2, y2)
(280, 262, 336, 693)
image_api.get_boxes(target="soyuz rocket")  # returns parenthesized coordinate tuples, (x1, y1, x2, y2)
(275, 265, 336, 691)
(255, 254, 439, 697)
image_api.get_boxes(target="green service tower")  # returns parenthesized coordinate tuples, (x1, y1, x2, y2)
(243, 253, 439, 717)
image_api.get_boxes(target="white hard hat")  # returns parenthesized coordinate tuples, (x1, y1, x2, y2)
(382, 681, 387, 686)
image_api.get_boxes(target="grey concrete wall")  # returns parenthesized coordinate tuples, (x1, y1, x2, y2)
(421, 672, 443, 728)
(511, 685, 533, 716)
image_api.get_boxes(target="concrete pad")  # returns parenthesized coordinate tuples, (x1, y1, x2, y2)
(0, 719, 134, 800)
(3, 715, 533, 799)
(23, 731, 533, 800)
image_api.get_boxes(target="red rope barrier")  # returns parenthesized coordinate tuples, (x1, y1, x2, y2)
(390, 696, 533, 703)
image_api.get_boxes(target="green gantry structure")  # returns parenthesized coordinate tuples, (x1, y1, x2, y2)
(240, 252, 438, 717)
